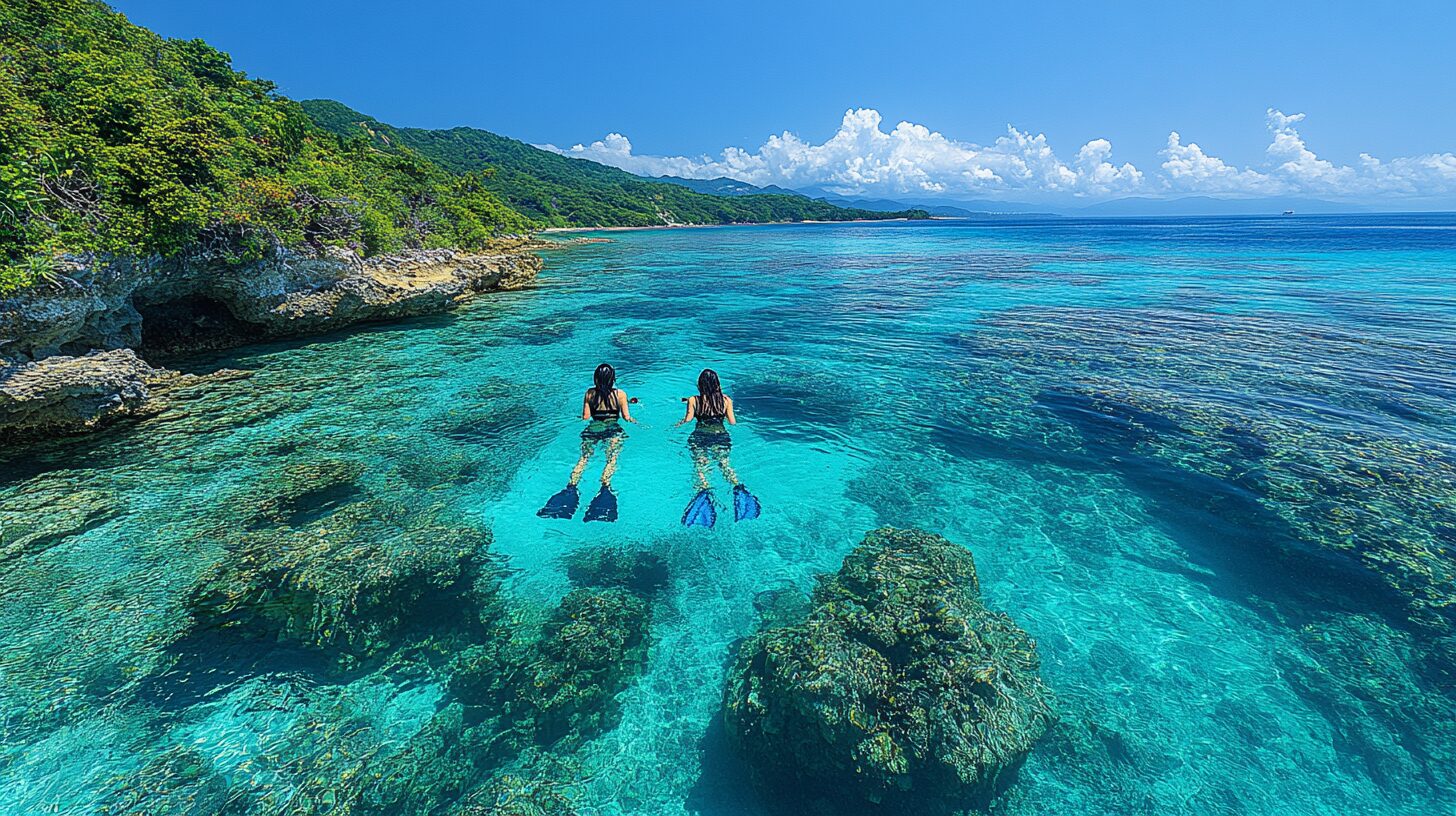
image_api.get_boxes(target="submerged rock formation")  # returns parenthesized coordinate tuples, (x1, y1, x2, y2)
(562, 546, 671, 597)
(181, 458, 500, 669)
(723, 527, 1053, 814)
(0, 245, 542, 440)
(452, 587, 653, 748)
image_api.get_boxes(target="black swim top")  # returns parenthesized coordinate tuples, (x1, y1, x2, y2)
(695, 393, 728, 422)
(587, 389, 620, 421)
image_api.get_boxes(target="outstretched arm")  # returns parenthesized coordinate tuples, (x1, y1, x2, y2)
(618, 390, 637, 423)
(580, 392, 592, 421)
(673, 396, 696, 428)
(725, 396, 737, 425)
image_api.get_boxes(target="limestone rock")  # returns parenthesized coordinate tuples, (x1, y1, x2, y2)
(0, 349, 169, 437)
(0, 246, 542, 440)
(0, 247, 543, 360)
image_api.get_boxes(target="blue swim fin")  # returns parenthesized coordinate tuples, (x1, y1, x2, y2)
(584, 484, 618, 523)
(537, 484, 580, 519)
(733, 484, 761, 522)
(681, 489, 717, 528)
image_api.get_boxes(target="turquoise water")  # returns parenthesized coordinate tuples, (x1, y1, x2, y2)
(2, 215, 1455, 814)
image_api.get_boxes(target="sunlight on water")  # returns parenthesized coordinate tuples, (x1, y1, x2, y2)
(2, 216, 1454, 815)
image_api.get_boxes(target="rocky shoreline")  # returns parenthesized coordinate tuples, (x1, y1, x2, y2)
(0, 246, 542, 440)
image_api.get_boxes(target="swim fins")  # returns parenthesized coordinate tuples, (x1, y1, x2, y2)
(733, 484, 761, 522)
(681, 489, 717, 528)
(584, 484, 618, 523)
(537, 484, 580, 519)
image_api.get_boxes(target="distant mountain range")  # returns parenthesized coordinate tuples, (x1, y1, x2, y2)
(649, 176, 1375, 217)
(301, 101, 927, 229)
(653, 176, 808, 198)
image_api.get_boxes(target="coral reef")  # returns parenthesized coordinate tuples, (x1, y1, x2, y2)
(945, 306, 1456, 634)
(452, 772, 580, 816)
(519, 589, 651, 745)
(183, 458, 498, 669)
(0, 474, 118, 562)
(563, 546, 670, 597)
(453, 588, 653, 748)
(99, 746, 232, 816)
(723, 527, 1053, 814)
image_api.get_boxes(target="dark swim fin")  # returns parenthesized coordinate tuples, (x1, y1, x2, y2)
(733, 484, 761, 522)
(584, 485, 618, 523)
(681, 489, 717, 528)
(537, 484, 580, 519)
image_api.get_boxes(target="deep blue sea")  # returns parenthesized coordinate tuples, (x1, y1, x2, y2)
(2, 215, 1455, 815)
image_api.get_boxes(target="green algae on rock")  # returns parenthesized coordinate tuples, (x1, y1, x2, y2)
(0, 474, 118, 563)
(520, 588, 651, 745)
(454, 588, 653, 749)
(184, 463, 499, 667)
(723, 527, 1053, 814)
(452, 772, 580, 816)
(562, 546, 671, 597)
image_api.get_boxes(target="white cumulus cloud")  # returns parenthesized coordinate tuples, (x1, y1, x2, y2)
(540, 108, 1456, 204)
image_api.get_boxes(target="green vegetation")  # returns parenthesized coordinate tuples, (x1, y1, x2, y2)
(0, 0, 924, 296)
(0, 0, 533, 293)
(301, 100, 930, 229)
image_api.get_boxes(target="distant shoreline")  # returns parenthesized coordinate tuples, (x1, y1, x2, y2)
(539, 216, 926, 234)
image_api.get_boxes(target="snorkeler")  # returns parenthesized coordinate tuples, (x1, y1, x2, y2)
(538, 363, 636, 522)
(675, 369, 760, 528)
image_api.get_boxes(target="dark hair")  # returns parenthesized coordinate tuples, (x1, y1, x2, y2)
(696, 368, 726, 418)
(591, 363, 617, 412)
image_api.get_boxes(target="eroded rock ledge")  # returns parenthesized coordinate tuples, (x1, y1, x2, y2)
(0, 349, 164, 437)
(0, 246, 542, 439)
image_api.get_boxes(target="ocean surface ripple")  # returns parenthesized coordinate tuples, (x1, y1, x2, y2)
(2, 215, 1454, 815)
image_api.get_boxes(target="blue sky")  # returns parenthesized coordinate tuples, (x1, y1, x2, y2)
(111, 0, 1456, 204)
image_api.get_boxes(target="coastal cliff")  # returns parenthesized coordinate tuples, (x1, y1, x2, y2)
(0, 247, 541, 439)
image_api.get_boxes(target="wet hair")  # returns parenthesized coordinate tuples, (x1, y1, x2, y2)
(696, 368, 726, 418)
(591, 363, 617, 412)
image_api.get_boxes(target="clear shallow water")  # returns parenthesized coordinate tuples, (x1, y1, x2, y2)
(3, 215, 1456, 814)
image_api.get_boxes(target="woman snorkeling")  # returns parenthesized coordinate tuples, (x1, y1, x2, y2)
(675, 368, 760, 527)
(538, 363, 636, 522)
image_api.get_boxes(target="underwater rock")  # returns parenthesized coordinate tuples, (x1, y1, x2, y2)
(247, 456, 366, 526)
(393, 447, 482, 490)
(185, 497, 498, 668)
(520, 588, 651, 745)
(563, 546, 670, 597)
(452, 771, 580, 816)
(98, 746, 232, 816)
(453, 588, 652, 748)
(723, 527, 1053, 814)
(0, 348, 168, 438)
(1275, 614, 1456, 798)
(0, 476, 119, 562)
(944, 306, 1456, 635)
(751, 583, 813, 629)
